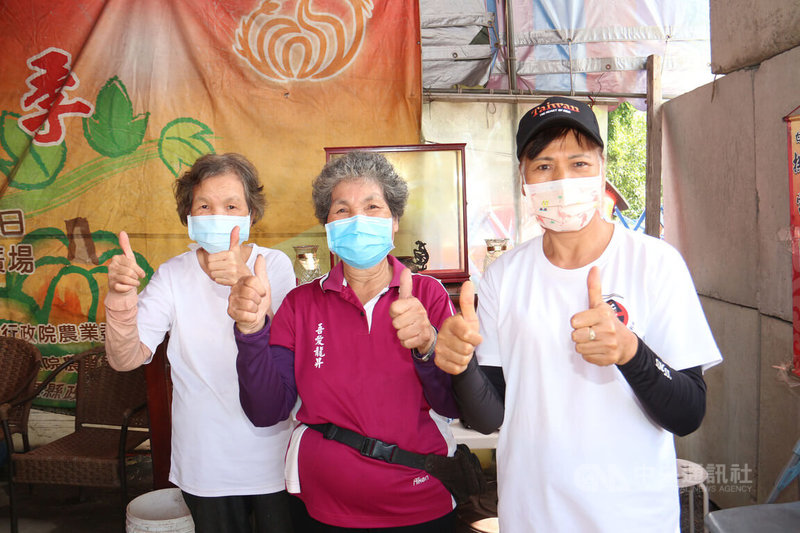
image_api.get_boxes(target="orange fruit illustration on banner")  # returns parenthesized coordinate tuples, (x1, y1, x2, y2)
(234, 0, 373, 81)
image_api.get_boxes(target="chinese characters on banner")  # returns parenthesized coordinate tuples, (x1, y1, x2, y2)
(21, 48, 94, 146)
(0, 320, 105, 345)
(0, 209, 34, 274)
(0, 41, 111, 407)
(786, 108, 800, 377)
(0, 207, 110, 406)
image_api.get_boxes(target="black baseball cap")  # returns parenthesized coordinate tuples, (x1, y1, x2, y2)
(516, 96, 604, 159)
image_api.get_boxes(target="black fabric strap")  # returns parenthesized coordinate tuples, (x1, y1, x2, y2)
(306, 423, 428, 471)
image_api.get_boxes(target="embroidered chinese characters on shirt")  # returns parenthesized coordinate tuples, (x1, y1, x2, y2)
(313, 322, 326, 368)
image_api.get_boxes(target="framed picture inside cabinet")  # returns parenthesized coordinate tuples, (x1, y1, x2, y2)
(325, 143, 469, 283)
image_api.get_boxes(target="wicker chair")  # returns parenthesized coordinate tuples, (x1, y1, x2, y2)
(3, 346, 150, 533)
(0, 336, 42, 455)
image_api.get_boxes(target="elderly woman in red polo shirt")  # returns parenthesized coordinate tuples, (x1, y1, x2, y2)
(227, 151, 460, 532)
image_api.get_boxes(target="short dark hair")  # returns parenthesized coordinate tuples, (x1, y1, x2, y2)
(311, 151, 408, 225)
(173, 153, 266, 225)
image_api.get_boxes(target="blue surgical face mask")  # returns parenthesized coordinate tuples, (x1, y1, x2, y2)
(325, 215, 395, 270)
(187, 214, 251, 254)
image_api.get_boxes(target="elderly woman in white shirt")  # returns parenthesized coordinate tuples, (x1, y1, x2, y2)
(104, 152, 297, 533)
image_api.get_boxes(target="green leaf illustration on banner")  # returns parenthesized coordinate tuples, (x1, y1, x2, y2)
(0, 141, 159, 217)
(0, 157, 11, 177)
(83, 77, 149, 157)
(0, 78, 216, 217)
(0, 111, 67, 190)
(158, 117, 215, 177)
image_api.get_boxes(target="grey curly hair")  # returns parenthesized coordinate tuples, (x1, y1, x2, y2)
(173, 153, 266, 226)
(311, 151, 409, 225)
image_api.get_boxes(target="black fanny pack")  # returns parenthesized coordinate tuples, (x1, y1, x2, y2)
(306, 422, 487, 505)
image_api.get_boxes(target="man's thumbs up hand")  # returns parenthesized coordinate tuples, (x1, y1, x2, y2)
(587, 265, 603, 308)
(459, 280, 479, 330)
(435, 280, 483, 375)
(570, 266, 638, 366)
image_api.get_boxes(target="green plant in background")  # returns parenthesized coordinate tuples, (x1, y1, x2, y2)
(606, 102, 646, 219)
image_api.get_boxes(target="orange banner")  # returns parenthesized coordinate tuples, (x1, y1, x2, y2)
(0, 0, 421, 405)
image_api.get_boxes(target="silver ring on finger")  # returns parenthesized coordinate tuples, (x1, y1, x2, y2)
(588, 326, 596, 341)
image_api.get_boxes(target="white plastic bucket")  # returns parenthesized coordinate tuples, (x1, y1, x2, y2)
(126, 488, 195, 532)
(468, 517, 499, 532)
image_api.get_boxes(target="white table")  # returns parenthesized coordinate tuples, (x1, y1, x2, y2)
(450, 420, 499, 449)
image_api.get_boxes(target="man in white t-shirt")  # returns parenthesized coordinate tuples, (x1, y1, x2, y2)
(435, 97, 722, 533)
(105, 153, 297, 532)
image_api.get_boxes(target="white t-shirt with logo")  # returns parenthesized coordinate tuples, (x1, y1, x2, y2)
(137, 245, 295, 497)
(476, 226, 722, 533)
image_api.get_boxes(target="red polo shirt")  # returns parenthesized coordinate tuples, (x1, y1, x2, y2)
(271, 255, 457, 527)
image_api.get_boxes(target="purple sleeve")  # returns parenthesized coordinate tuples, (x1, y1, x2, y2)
(234, 319, 297, 427)
(411, 276, 459, 418)
(413, 350, 459, 418)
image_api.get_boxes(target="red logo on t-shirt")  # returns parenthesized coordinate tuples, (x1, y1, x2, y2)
(606, 299, 629, 326)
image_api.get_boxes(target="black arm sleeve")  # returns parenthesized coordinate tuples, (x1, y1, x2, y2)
(616, 337, 707, 436)
(451, 357, 505, 434)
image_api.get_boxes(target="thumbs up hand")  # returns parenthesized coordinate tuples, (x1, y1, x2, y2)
(108, 231, 146, 295)
(228, 254, 273, 334)
(389, 268, 436, 353)
(435, 280, 483, 375)
(570, 266, 638, 366)
(207, 225, 251, 286)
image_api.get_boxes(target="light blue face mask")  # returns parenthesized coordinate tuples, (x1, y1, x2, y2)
(325, 215, 395, 270)
(187, 214, 251, 254)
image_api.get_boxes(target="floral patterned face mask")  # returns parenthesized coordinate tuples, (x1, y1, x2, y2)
(523, 176, 603, 232)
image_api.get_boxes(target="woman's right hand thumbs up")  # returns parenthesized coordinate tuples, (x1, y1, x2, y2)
(108, 231, 145, 294)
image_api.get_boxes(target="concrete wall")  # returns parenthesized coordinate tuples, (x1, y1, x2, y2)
(662, 44, 800, 508)
(710, 0, 800, 74)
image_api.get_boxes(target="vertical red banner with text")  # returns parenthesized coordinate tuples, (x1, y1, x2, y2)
(786, 111, 800, 377)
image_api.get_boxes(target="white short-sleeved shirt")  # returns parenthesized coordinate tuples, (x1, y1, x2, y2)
(477, 226, 722, 533)
(137, 244, 295, 497)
